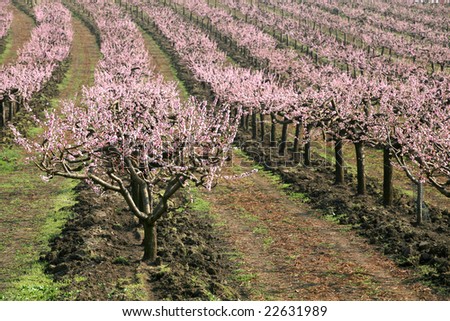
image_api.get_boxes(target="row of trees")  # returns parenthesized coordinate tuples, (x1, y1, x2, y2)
(0, 0, 12, 40)
(133, 0, 449, 225)
(216, 0, 449, 194)
(332, 0, 449, 33)
(263, 0, 449, 69)
(12, 0, 240, 261)
(316, 0, 448, 47)
(0, 1, 73, 126)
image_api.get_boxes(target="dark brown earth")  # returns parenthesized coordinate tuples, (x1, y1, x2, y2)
(44, 184, 243, 301)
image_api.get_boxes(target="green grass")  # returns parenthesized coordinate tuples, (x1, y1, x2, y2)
(252, 226, 269, 235)
(0, 33, 13, 65)
(188, 188, 211, 214)
(0, 263, 73, 301)
(233, 269, 258, 283)
(263, 236, 274, 249)
(0, 177, 77, 300)
(112, 256, 131, 266)
(107, 277, 147, 301)
(38, 179, 77, 245)
(238, 209, 260, 222)
(0, 147, 21, 172)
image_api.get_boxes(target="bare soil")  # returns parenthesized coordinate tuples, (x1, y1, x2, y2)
(44, 184, 242, 300)
(236, 132, 450, 297)
(199, 153, 443, 300)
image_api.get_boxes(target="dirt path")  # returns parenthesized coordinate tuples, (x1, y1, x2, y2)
(0, 16, 100, 296)
(200, 154, 440, 300)
(139, 26, 189, 100)
(0, 5, 34, 66)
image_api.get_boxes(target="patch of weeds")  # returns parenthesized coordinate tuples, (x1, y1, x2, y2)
(285, 254, 299, 261)
(263, 236, 274, 249)
(0, 33, 12, 64)
(74, 275, 87, 283)
(174, 206, 185, 213)
(252, 226, 269, 235)
(323, 209, 347, 224)
(233, 269, 257, 283)
(189, 189, 211, 214)
(339, 225, 353, 232)
(158, 264, 172, 274)
(112, 223, 122, 230)
(417, 264, 438, 276)
(108, 278, 142, 300)
(232, 148, 249, 159)
(224, 251, 244, 262)
(212, 219, 226, 228)
(38, 179, 77, 247)
(238, 208, 260, 222)
(190, 274, 219, 301)
(317, 242, 335, 249)
(0, 147, 21, 172)
(27, 126, 44, 139)
(0, 263, 72, 301)
(259, 169, 283, 185)
(119, 275, 147, 301)
(287, 191, 311, 203)
(112, 256, 130, 266)
(281, 218, 294, 225)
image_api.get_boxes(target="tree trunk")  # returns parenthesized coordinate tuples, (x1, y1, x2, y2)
(260, 113, 265, 142)
(279, 121, 289, 156)
(270, 114, 277, 147)
(240, 115, 245, 129)
(335, 139, 344, 184)
(304, 141, 311, 166)
(354, 141, 366, 195)
(383, 146, 393, 206)
(293, 122, 301, 163)
(142, 221, 157, 261)
(416, 181, 424, 225)
(251, 113, 257, 140)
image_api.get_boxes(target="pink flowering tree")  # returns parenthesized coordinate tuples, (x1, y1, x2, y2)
(12, 78, 239, 261)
